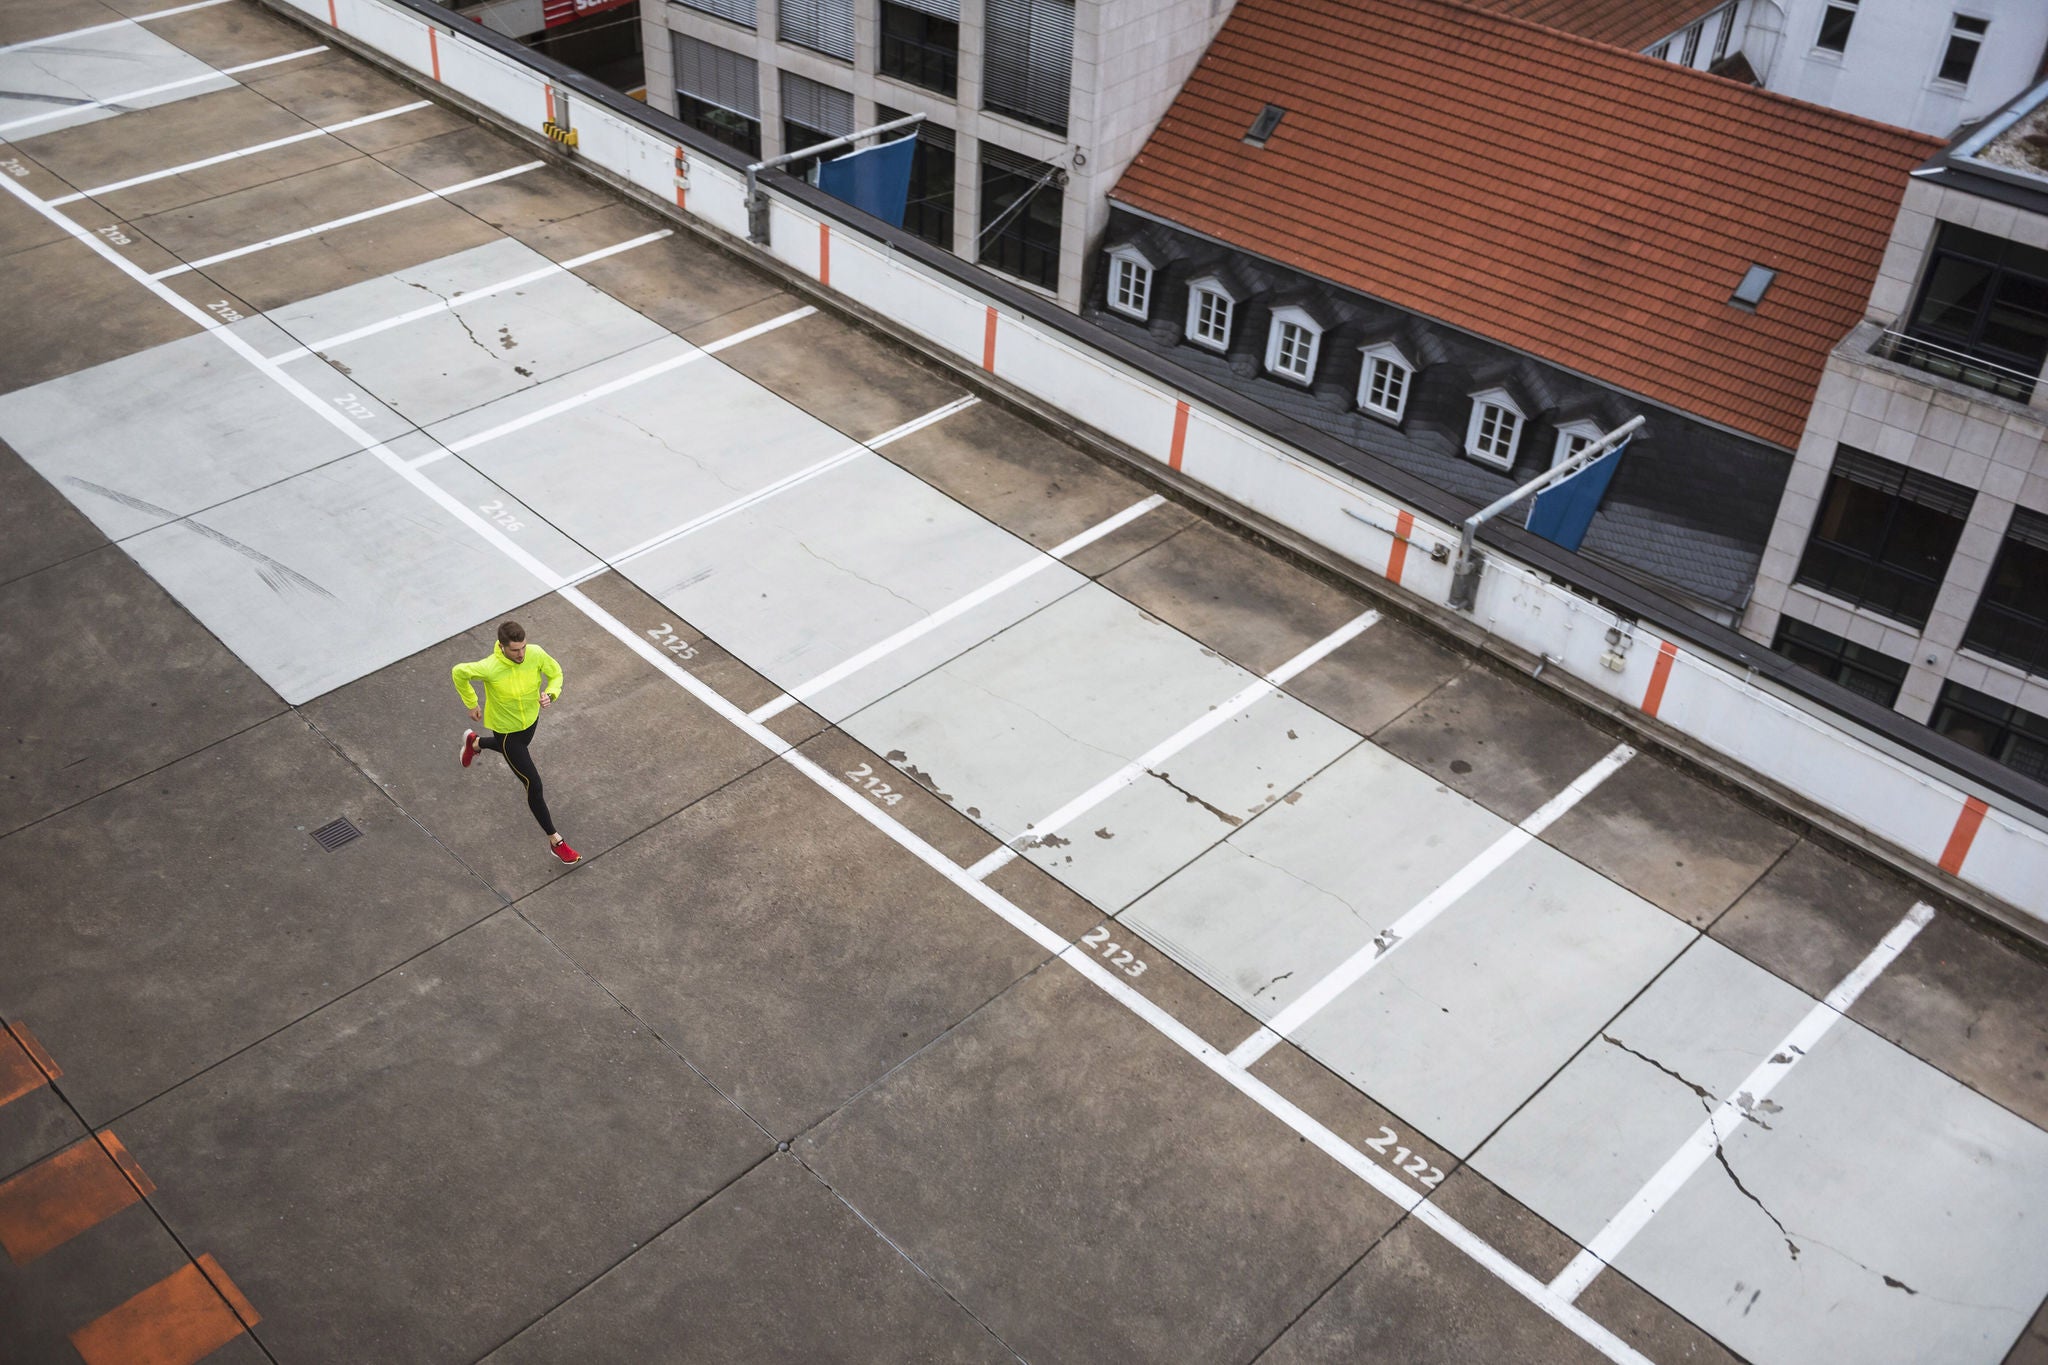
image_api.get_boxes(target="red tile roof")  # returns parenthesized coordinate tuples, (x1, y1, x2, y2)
(1110, 0, 1943, 450)
(1468, 0, 1721, 52)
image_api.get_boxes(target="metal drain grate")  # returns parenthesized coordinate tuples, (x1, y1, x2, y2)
(311, 817, 362, 852)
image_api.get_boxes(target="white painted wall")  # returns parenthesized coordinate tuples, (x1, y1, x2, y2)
(267, 0, 2048, 931)
(1744, 0, 2048, 137)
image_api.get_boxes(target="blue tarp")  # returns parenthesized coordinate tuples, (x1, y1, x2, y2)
(816, 136, 917, 229)
(1526, 438, 1628, 552)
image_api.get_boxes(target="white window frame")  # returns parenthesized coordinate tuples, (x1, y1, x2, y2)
(1815, 0, 1857, 54)
(1105, 245, 1153, 321)
(1357, 341, 1414, 422)
(1934, 13, 1988, 87)
(1184, 276, 1235, 351)
(1551, 419, 1605, 469)
(1265, 305, 1321, 384)
(1464, 388, 1524, 470)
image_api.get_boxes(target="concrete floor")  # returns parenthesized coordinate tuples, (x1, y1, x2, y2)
(3, 5, 2048, 1362)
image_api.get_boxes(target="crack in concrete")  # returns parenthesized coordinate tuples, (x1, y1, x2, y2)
(1231, 844, 1371, 929)
(406, 278, 498, 364)
(792, 538, 924, 614)
(615, 416, 747, 495)
(1600, 1032, 1715, 1101)
(1146, 768, 1243, 827)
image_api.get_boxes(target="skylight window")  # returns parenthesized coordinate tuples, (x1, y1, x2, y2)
(1245, 104, 1285, 145)
(1732, 264, 1777, 307)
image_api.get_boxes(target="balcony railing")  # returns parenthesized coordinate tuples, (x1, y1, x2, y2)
(1871, 328, 2041, 403)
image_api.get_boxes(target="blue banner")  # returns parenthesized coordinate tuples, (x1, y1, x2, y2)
(816, 135, 917, 229)
(1526, 438, 1628, 552)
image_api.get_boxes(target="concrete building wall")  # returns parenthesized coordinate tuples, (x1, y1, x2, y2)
(641, 0, 1225, 309)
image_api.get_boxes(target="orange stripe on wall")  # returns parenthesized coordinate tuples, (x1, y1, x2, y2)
(0, 1134, 151, 1264)
(429, 26, 441, 81)
(981, 306, 998, 372)
(1939, 796, 1989, 876)
(545, 85, 556, 123)
(818, 222, 830, 286)
(70, 1257, 259, 1365)
(326, 0, 337, 25)
(675, 146, 687, 210)
(1387, 509, 1414, 585)
(1169, 400, 1189, 470)
(1640, 640, 1679, 718)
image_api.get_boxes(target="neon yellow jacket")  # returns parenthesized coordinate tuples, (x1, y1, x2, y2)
(452, 642, 562, 733)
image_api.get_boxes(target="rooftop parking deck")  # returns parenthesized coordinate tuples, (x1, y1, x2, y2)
(2, 5, 2047, 1362)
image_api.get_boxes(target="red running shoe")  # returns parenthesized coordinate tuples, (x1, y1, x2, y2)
(551, 840, 581, 865)
(460, 730, 480, 768)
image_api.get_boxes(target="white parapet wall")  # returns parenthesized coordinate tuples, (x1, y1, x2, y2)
(270, 0, 2048, 931)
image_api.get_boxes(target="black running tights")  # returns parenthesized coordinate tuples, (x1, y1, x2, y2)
(478, 721, 555, 836)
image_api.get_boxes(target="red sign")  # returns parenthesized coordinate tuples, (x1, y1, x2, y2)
(541, 0, 634, 27)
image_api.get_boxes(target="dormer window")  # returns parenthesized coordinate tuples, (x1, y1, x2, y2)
(1265, 306, 1321, 384)
(1185, 277, 1235, 351)
(1105, 245, 1154, 321)
(1357, 341, 1414, 422)
(1465, 387, 1524, 469)
(1552, 419, 1605, 468)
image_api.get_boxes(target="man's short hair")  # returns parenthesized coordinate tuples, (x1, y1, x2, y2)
(497, 620, 527, 647)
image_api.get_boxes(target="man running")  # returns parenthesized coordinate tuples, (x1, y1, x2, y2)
(453, 620, 580, 865)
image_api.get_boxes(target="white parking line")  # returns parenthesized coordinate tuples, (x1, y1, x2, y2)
(0, 169, 1654, 1365)
(965, 609, 1381, 882)
(0, 0, 233, 55)
(408, 305, 815, 468)
(0, 47, 327, 133)
(1225, 742, 1635, 1069)
(1548, 900, 1935, 1303)
(747, 495, 1164, 723)
(47, 102, 432, 206)
(556, 395, 979, 580)
(269, 230, 673, 362)
(153, 161, 543, 278)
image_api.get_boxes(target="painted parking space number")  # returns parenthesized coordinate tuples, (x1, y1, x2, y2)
(1079, 925, 1147, 977)
(1364, 1125, 1445, 1188)
(479, 498, 525, 532)
(644, 622, 697, 659)
(0, 159, 29, 178)
(97, 224, 132, 245)
(842, 761, 902, 806)
(332, 392, 375, 421)
(206, 300, 244, 322)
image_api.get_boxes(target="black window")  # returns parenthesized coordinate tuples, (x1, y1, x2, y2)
(1772, 618, 1910, 706)
(1938, 15, 1988, 85)
(978, 143, 1062, 290)
(1816, 0, 1857, 52)
(779, 0, 854, 60)
(880, 0, 958, 95)
(1963, 508, 2048, 675)
(1796, 445, 1973, 627)
(878, 105, 955, 250)
(1905, 224, 2048, 392)
(675, 36, 761, 158)
(1932, 683, 2048, 780)
(983, 0, 1073, 133)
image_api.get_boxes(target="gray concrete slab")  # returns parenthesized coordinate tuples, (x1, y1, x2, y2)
(374, 125, 615, 234)
(1254, 1218, 1615, 1365)
(1618, 1016, 2048, 1365)
(799, 963, 1400, 1365)
(0, 1070, 83, 1184)
(627, 450, 1089, 720)
(145, 0, 343, 70)
(0, 155, 73, 256)
(0, 443, 103, 585)
(0, 21, 222, 138)
(524, 756, 1048, 1137)
(1251, 1039, 1462, 1201)
(302, 593, 775, 898)
(0, 237, 201, 393)
(1375, 660, 1625, 822)
(121, 447, 564, 703)
(713, 307, 968, 444)
(0, 1197, 204, 1365)
(528, 201, 796, 333)
(0, 713, 502, 1122)
(0, 545, 281, 836)
(268, 237, 670, 427)
(1543, 752, 1798, 927)
(795, 724, 1004, 869)
(0, 318, 379, 538)
(241, 56, 468, 151)
(1100, 518, 1378, 676)
(1282, 611, 1471, 738)
(1122, 740, 1511, 1023)
(483, 1154, 1013, 1364)
(876, 394, 1197, 576)
(119, 910, 772, 1364)
(0, 0, 117, 45)
(2008, 1297, 2048, 1365)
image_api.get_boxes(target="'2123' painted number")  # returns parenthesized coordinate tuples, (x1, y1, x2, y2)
(1079, 925, 1147, 977)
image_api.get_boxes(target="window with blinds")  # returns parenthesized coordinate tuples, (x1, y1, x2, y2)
(781, 72, 854, 137)
(982, 0, 1073, 133)
(675, 35, 760, 117)
(779, 0, 855, 60)
(676, 0, 757, 31)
